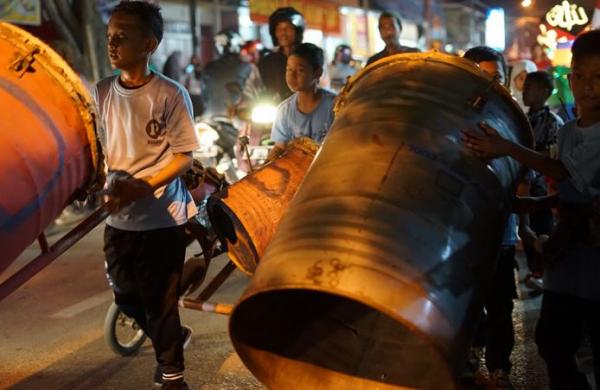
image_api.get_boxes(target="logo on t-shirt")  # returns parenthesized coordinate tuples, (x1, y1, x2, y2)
(146, 119, 166, 144)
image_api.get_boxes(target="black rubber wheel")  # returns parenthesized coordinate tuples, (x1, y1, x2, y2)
(104, 302, 147, 356)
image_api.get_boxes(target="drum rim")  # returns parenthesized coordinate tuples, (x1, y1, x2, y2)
(337, 51, 533, 149)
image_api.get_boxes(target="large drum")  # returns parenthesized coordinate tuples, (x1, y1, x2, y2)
(229, 52, 532, 389)
(208, 137, 318, 274)
(0, 22, 101, 272)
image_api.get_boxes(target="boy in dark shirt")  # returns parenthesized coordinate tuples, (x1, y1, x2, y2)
(521, 71, 564, 289)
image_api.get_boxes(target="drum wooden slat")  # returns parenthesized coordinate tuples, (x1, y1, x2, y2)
(208, 138, 318, 275)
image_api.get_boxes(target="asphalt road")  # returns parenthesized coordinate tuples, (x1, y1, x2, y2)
(0, 224, 263, 390)
(1, 220, 592, 390)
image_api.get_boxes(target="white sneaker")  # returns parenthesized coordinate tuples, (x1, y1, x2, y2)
(154, 326, 193, 387)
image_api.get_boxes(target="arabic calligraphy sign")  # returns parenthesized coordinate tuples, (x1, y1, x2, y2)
(545, 1, 589, 32)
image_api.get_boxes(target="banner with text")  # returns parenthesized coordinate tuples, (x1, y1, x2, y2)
(250, 0, 341, 34)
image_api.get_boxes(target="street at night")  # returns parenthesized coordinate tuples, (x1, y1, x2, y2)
(2, 0, 600, 389)
(3, 223, 587, 389)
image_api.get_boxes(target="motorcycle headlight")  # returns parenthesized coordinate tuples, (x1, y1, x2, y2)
(194, 123, 220, 147)
(251, 103, 277, 124)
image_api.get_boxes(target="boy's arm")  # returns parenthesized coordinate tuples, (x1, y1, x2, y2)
(461, 122, 570, 181)
(146, 152, 193, 189)
(267, 103, 290, 161)
(108, 152, 192, 212)
(266, 142, 286, 162)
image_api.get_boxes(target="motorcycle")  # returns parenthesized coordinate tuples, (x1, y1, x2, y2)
(193, 115, 240, 184)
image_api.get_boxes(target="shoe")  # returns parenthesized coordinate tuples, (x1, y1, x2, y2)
(154, 366, 163, 387)
(153, 326, 193, 386)
(161, 379, 189, 390)
(486, 369, 514, 390)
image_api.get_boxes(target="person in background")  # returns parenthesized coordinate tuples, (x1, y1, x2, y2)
(532, 44, 552, 70)
(183, 54, 204, 117)
(328, 44, 360, 92)
(269, 43, 336, 159)
(430, 39, 444, 52)
(520, 71, 564, 292)
(95, 2, 198, 388)
(462, 30, 600, 389)
(200, 30, 260, 118)
(162, 50, 184, 83)
(258, 7, 305, 102)
(241, 39, 264, 65)
(509, 59, 537, 112)
(463, 45, 525, 390)
(366, 10, 419, 66)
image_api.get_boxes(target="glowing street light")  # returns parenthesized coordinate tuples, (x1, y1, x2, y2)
(522, 0, 533, 7)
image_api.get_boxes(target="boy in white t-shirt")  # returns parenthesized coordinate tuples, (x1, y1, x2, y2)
(94, 2, 198, 389)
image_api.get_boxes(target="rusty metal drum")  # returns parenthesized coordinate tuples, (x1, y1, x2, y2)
(208, 137, 318, 275)
(229, 52, 532, 389)
(0, 23, 100, 272)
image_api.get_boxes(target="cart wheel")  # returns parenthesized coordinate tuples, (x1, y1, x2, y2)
(104, 302, 147, 356)
(180, 254, 208, 296)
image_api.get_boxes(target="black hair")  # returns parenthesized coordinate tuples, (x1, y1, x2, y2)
(379, 11, 403, 31)
(290, 43, 324, 71)
(463, 46, 507, 82)
(571, 29, 600, 64)
(525, 71, 554, 92)
(268, 7, 305, 47)
(111, 1, 164, 43)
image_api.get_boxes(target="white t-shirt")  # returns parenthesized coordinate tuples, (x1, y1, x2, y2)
(557, 119, 600, 202)
(94, 72, 199, 231)
(545, 119, 600, 301)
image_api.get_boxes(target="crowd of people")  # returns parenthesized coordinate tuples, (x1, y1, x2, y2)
(93, 1, 599, 389)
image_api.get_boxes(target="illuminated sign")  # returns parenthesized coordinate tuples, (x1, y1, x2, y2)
(545, 1, 589, 31)
(537, 24, 571, 51)
(485, 8, 506, 51)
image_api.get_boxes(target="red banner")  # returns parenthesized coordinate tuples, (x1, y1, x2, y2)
(249, 0, 341, 34)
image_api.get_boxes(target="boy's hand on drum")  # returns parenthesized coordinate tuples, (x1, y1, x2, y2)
(461, 122, 510, 159)
(107, 176, 153, 213)
(266, 143, 285, 163)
